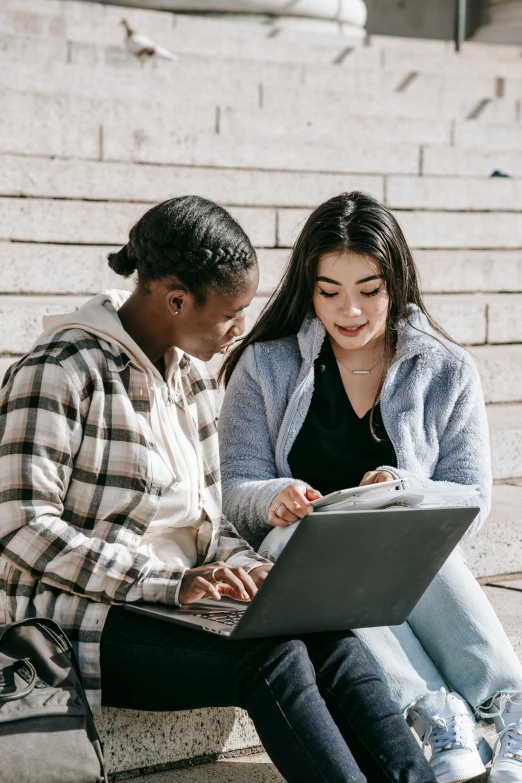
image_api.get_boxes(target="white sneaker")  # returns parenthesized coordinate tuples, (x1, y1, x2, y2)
(422, 692, 486, 783)
(490, 694, 522, 783)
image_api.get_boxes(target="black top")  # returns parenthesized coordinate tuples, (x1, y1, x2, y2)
(288, 339, 397, 496)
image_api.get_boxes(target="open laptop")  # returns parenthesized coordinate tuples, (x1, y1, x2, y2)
(126, 506, 479, 638)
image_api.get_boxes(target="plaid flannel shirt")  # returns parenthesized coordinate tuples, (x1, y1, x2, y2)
(0, 327, 268, 712)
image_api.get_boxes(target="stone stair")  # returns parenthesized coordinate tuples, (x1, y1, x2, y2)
(474, 0, 522, 44)
(1, 1, 522, 778)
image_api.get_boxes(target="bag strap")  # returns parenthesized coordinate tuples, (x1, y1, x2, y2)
(0, 658, 37, 702)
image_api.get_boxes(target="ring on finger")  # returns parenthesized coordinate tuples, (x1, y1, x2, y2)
(274, 502, 284, 517)
(211, 567, 220, 583)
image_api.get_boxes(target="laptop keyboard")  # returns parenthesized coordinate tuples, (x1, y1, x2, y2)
(191, 609, 244, 627)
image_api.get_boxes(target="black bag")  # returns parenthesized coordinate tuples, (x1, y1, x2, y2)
(0, 617, 107, 783)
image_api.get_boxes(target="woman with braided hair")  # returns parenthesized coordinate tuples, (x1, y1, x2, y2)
(0, 195, 436, 783)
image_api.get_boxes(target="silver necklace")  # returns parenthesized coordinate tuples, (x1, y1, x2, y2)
(333, 353, 383, 376)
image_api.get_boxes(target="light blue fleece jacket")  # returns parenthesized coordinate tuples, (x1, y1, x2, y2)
(219, 305, 492, 549)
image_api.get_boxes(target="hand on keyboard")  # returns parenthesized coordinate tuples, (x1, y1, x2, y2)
(179, 561, 259, 605)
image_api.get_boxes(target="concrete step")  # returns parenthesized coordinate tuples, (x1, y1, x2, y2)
(279, 207, 522, 249)
(0, 90, 216, 160)
(0, 92, 103, 161)
(1, 32, 511, 104)
(482, 584, 522, 657)
(101, 124, 422, 174)
(0, 153, 384, 207)
(2, 54, 514, 122)
(2, 0, 520, 79)
(382, 44, 522, 78)
(474, 21, 522, 45)
(5, 153, 522, 223)
(423, 293, 522, 346)
(3, 101, 521, 174)
(14, 0, 354, 46)
(414, 250, 522, 294)
(219, 108, 453, 146)
(455, 121, 522, 161)
(387, 175, 522, 211)
(398, 210, 522, 249)
(0, 60, 259, 108)
(473, 345, 522, 404)
(221, 112, 522, 149)
(260, 91, 516, 122)
(462, 482, 522, 577)
(490, 0, 522, 25)
(6, 151, 522, 222)
(4, 87, 520, 159)
(423, 144, 522, 177)
(94, 706, 262, 780)
(0, 296, 88, 356)
(0, 198, 277, 248)
(488, 405, 522, 480)
(0, 90, 459, 161)
(0, 7, 366, 66)
(123, 754, 282, 783)
(3, 24, 522, 91)
(5, 197, 522, 257)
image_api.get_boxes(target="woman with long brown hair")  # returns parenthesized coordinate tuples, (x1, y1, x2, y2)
(219, 191, 522, 783)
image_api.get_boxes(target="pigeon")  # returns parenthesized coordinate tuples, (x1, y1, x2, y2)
(121, 19, 178, 62)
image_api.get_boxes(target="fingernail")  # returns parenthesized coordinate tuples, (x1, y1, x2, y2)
(242, 592, 249, 600)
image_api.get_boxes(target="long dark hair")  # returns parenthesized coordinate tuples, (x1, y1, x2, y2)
(108, 195, 257, 305)
(221, 191, 456, 432)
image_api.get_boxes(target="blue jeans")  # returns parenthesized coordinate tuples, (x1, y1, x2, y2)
(259, 525, 522, 722)
(101, 607, 436, 783)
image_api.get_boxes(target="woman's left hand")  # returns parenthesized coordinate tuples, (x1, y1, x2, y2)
(360, 470, 396, 486)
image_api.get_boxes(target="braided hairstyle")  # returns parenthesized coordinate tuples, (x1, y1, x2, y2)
(108, 196, 257, 305)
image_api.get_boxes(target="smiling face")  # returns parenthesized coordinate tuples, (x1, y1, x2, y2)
(313, 250, 389, 353)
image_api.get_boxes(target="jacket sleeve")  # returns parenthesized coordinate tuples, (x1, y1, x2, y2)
(0, 358, 189, 606)
(219, 346, 296, 545)
(214, 515, 272, 572)
(377, 359, 492, 540)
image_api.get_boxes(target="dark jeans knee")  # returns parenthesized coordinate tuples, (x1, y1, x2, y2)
(236, 637, 314, 707)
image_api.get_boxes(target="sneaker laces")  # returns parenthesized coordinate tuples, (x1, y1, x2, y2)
(423, 712, 476, 756)
(494, 718, 522, 762)
(480, 692, 522, 719)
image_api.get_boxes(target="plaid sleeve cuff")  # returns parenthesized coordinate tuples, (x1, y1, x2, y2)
(225, 552, 272, 573)
(139, 564, 189, 606)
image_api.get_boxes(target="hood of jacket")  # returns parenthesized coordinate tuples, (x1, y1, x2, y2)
(38, 289, 186, 384)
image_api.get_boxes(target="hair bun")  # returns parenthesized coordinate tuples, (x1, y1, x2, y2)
(107, 245, 136, 277)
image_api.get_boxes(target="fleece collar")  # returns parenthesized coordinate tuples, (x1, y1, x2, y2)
(296, 304, 441, 367)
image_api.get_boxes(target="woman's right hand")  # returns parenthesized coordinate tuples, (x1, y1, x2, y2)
(268, 483, 322, 527)
(178, 562, 257, 605)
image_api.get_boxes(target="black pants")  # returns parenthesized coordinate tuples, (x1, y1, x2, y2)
(101, 608, 435, 783)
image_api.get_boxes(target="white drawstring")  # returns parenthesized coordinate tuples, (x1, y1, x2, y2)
(494, 719, 522, 762)
(479, 692, 522, 720)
